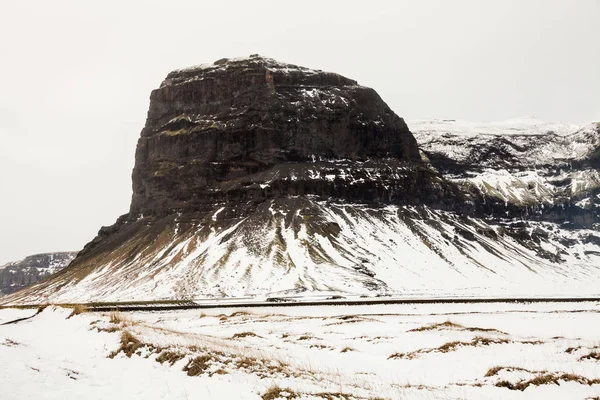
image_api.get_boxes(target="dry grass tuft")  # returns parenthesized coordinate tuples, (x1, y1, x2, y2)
(298, 334, 318, 341)
(67, 304, 89, 319)
(235, 356, 260, 370)
(99, 325, 121, 333)
(232, 331, 260, 339)
(262, 385, 298, 400)
(409, 321, 464, 332)
(340, 347, 355, 353)
(314, 392, 353, 399)
(230, 311, 251, 317)
(183, 355, 213, 376)
(580, 351, 600, 361)
(496, 373, 600, 391)
(484, 366, 535, 377)
(210, 368, 228, 376)
(37, 303, 51, 314)
(409, 320, 507, 334)
(109, 310, 126, 324)
(220, 311, 252, 321)
(2, 339, 21, 347)
(565, 346, 578, 354)
(389, 336, 512, 359)
(437, 336, 509, 353)
(109, 331, 145, 358)
(156, 350, 185, 366)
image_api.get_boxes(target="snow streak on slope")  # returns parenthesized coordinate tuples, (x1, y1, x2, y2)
(4, 199, 599, 304)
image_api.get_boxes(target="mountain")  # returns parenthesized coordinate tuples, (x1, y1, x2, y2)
(0, 252, 76, 296)
(2, 56, 599, 305)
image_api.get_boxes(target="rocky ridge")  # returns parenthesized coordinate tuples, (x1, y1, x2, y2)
(0, 252, 76, 296)
(413, 118, 600, 228)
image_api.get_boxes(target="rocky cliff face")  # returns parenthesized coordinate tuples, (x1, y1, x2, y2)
(3, 58, 599, 305)
(0, 252, 76, 296)
(129, 55, 438, 217)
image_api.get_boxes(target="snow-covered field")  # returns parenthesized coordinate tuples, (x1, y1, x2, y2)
(2, 302, 600, 399)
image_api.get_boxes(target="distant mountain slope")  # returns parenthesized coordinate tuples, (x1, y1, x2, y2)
(412, 118, 600, 227)
(0, 252, 77, 296)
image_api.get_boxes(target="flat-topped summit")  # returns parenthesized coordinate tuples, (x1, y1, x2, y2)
(131, 55, 424, 216)
(162, 55, 352, 86)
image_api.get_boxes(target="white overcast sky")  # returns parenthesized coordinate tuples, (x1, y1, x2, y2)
(1, 0, 599, 264)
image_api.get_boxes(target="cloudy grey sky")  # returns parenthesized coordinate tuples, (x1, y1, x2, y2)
(1, 0, 599, 264)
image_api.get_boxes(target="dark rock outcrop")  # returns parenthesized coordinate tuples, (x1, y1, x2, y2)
(130, 55, 428, 217)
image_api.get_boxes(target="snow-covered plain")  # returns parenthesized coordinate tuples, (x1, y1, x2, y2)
(2, 303, 600, 399)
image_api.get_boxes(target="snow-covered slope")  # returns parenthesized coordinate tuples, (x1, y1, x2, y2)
(4, 198, 599, 304)
(413, 118, 600, 213)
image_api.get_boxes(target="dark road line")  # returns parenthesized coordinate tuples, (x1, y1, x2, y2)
(84, 297, 600, 312)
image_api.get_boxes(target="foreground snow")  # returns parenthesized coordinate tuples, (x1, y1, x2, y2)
(2, 303, 600, 399)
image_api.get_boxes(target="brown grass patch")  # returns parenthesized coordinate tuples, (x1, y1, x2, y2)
(232, 331, 260, 339)
(309, 344, 331, 350)
(262, 386, 298, 400)
(340, 347, 355, 353)
(2, 339, 20, 347)
(565, 346, 578, 354)
(485, 366, 536, 377)
(67, 304, 88, 319)
(220, 311, 252, 321)
(109, 311, 126, 324)
(210, 368, 228, 376)
(409, 321, 463, 332)
(298, 334, 318, 341)
(183, 355, 213, 376)
(496, 373, 600, 391)
(234, 356, 260, 370)
(581, 351, 600, 361)
(109, 331, 145, 358)
(389, 336, 512, 359)
(156, 350, 185, 366)
(37, 303, 51, 314)
(313, 393, 354, 400)
(409, 320, 507, 335)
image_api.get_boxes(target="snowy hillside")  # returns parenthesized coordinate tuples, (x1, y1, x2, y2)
(4, 198, 599, 304)
(413, 118, 600, 211)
